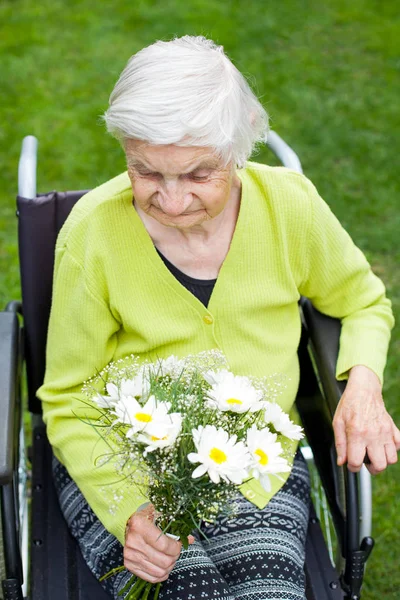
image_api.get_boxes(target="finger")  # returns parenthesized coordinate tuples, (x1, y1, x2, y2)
(128, 513, 181, 557)
(124, 530, 180, 567)
(142, 541, 180, 569)
(125, 565, 169, 584)
(126, 506, 156, 539)
(333, 418, 347, 465)
(135, 503, 156, 522)
(188, 535, 195, 545)
(384, 442, 398, 466)
(346, 440, 366, 472)
(392, 423, 400, 450)
(124, 542, 178, 573)
(149, 531, 182, 557)
(123, 548, 175, 579)
(365, 444, 387, 475)
(124, 559, 168, 581)
(130, 503, 163, 530)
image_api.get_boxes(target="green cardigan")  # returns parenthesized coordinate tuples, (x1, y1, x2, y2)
(37, 162, 394, 544)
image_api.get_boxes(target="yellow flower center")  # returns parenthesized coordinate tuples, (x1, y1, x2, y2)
(209, 447, 228, 464)
(135, 412, 152, 423)
(151, 435, 168, 441)
(255, 448, 269, 466)
(226, 398, 243, 405)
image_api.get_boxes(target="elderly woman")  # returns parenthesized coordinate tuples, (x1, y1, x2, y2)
(38, 36, 399, 600)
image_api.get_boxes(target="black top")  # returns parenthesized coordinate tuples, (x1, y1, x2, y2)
(156, 249, 216, 308)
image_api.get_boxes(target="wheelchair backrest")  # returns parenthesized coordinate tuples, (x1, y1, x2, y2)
(17, 188, 315, 416)
(17, 190, 88, 413)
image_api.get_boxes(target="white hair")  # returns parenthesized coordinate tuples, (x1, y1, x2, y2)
(103, 36, 269, 167)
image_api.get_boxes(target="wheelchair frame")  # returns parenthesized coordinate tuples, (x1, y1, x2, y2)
(0, 134, 375, 600)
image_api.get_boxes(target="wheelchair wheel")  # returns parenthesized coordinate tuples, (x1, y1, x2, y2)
(301, 444, 346, 573)
(301, 443, 373, 578)
(19, 422, 30, 599)
(0, 510, 5, 600)
(0, 411, 30, 600)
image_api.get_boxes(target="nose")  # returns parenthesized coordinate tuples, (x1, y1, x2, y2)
(157, 180, 193, 216)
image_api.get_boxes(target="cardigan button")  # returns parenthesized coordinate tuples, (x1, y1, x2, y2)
(203, 315, 214, 325)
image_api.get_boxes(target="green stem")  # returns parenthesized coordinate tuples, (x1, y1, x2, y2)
(123, 578, 150, 599)
(99, 565, 125, 582)
(153, 583, 162, 600)
(141, 583, 153, 600)
(118, 575, 135, 596)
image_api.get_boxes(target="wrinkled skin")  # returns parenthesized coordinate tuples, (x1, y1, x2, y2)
(125, 140, 242, 280)
(124, 504, 194, 583)
(333, 364, 400, 475)
(125, 139, 241, 233)
(122, 141, 399, 582)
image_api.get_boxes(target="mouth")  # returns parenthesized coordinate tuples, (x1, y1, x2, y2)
(152, 206, 204, 218)
(149, 205, 208, 227)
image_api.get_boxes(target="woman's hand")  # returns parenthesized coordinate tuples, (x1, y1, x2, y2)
(333, 365, 400, 475)
(124, 503, 194, 583)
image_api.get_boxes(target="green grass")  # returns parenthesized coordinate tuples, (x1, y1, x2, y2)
(1, 0, 399, 597)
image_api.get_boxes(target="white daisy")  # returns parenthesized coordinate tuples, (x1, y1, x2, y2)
(93, 391, 116, 409)
(93, 382, 120, 408)
(114, 394, 173, 439)
(263, 403, 304, 440)
(246, 425, 291, 492)
(119, 371, 150, 398)
(156, 355, 185, 377)
(96, 371, 150, 408)
(137, 413, 183, 455)
(206, 372, 264, 413)
(188, 425, 251, 484)
(203, 369, 232, 386)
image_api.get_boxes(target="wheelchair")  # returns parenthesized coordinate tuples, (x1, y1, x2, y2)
(0, 133, 375, 600)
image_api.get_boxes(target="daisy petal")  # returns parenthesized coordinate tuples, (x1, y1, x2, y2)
(192, 464, 208, 479)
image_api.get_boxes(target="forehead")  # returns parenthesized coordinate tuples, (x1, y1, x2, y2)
(124, 139, 224, 173)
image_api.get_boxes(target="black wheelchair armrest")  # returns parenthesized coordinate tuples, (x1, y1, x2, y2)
(0, 303, 25, 598)
(0, 305, 22, 485)
(300, 297, 346, 416)
(297, 298, 347, 545)
(298, 298, 373, 599)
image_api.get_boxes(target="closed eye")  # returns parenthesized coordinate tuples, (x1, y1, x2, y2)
(184, 170, 213, 182)
(187, 175, 209, 182)
(137, 170, 162, 179)
(131, 166, 214, 181)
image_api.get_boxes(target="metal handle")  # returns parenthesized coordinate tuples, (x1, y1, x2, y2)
(266, 130, 303, 174)
(18, 136, 38, 199)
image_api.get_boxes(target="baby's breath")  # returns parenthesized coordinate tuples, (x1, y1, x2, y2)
(83, 350, 297, 600)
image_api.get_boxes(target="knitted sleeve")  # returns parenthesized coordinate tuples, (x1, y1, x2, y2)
(37, 247, 148, 544)
(298, 178, 394, 383)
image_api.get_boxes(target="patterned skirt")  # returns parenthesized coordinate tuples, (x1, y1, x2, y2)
(53, 451, 310, 600)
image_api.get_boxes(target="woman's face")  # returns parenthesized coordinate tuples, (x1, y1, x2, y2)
(125, 139, 239, 230)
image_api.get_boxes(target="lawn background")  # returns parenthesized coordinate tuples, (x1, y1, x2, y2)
(0, 0, 399, 597)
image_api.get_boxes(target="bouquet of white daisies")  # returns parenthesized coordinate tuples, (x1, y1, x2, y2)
(82, 350, 303, 599)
